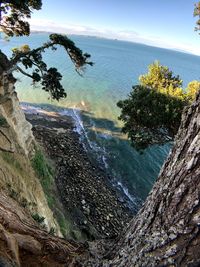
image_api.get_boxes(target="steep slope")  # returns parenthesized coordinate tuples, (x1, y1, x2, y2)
(0, 56, 61, 235)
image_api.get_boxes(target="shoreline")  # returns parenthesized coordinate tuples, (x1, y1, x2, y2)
(22, 102, 140, 210)
(23, 103, 134, 239)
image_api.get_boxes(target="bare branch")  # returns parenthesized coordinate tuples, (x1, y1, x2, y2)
(16, 66, 34, 79)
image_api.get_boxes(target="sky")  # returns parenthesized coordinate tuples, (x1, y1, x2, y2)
(29, 0, 200, 55)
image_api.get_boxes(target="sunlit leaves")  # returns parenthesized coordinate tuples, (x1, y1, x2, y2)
(186, 80, 200, 101)
(139, 61, 183, 95)
(117, 62, 199, 150)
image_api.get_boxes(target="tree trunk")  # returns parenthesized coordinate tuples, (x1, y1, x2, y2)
(0, 191, 87, 267)
(83, 93, 200, 266)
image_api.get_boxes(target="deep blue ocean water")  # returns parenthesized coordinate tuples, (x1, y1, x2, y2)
(2, 33, 200, 209)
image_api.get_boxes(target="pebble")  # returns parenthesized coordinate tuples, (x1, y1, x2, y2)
(81, 199, 86, 205)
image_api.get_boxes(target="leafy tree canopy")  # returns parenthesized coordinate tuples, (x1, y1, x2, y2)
(186, 80, 200, 101)
(139, 61, 184, 99)
(0, 0, 93, 100)
(0, 0, 42, 36)
(117, 62, 199, 150)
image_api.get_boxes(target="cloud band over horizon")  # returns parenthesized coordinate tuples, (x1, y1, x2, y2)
(29, 19, 200, 56)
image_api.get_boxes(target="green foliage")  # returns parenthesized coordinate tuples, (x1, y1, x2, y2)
(49, 227, 55, 235)
(185, 80, 200, 101)
(117, 85, 185, 150)
(6, 184, 28, 208)
(32, 213, 45, 224)
(31, 149, 55, 208)
(9, 33, 93, 100)
(0, 116, 7, 127)
(139, 61, 183, 96)
(31, 149, 50, 178)
(0, 2, 93, 101)
(117, 62, 199, 150)
(56, 211, 70, 237)
(0, 0, 42, 36)
(8, 186, 19, 201)
(41, 67, 66, 101)
(1, 151, 23, 172)
(31, 149, 71, 236)
(49, 33, 93, 69)
(20, 197, 28, 208)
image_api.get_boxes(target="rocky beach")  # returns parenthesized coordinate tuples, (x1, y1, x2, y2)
(23, 104, 133, 240)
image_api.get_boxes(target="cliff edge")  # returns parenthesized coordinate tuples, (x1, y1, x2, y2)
(0, 54, 61, 236)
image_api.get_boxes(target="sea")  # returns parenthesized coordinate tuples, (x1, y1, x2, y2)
(1, 33, 200, 210)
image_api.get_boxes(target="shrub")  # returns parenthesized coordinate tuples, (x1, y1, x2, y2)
(32, 213, 45, 224)
(0, 116, 7, 127)
(31, 149, 56, 210)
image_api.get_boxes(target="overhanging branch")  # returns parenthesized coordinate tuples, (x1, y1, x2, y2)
(16, 66, 33, 79)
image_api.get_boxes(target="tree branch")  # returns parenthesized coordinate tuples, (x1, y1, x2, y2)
(10, 42, 54, 66)
(24, 55, 45, 76)
(16, 65, 34, 79)
(10, 34, 93, 69)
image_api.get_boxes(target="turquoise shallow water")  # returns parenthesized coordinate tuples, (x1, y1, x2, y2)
(2, 33, 200, 208)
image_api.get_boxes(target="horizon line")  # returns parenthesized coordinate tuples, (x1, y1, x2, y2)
(30, 29, 200, 57)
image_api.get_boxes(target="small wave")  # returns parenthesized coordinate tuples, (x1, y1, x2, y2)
(97, 132, 113, 140)
(60, 107, 109, 164)
(74, 113, 110, 171)
(59, 107, 90, 152)
(60, 106, 139, 208)
(60, 108, 85, 135)
(72, 109, 85, 135)
(72, 108, 94, 149)
(21, 103, 43, 114)
(102, 155, 109, 169)
(68, 110, 112, 175)
(117, 181, 137, 205)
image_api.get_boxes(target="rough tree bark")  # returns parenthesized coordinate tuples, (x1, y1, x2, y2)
(0, 191, 88, 267)
(89, 90, 200, 266)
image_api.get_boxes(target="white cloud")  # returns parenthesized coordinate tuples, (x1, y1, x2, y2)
(29, 19, 200, 56)
(30, 19, 101, 35)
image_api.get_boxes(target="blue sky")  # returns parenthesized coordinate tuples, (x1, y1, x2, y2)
(30, 0, 200, 55)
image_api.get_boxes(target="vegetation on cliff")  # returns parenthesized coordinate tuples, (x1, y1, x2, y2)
(117, 61, 200, 150)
